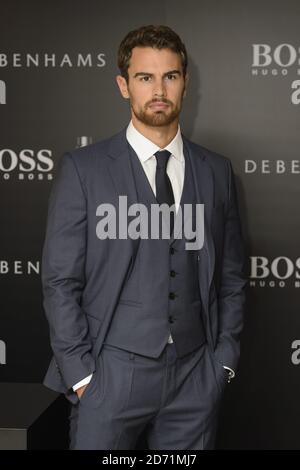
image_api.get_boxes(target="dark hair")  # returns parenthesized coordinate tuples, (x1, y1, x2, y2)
(118, 25, 188, 82)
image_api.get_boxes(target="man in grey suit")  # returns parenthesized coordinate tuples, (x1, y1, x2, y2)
(41, 25, 246, 450)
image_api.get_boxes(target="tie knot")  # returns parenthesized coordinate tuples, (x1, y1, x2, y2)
(154, 150, 172, 170)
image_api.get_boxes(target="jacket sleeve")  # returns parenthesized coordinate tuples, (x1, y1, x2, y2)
(41, 152, 95, 390)
(215, 160, 247, 371)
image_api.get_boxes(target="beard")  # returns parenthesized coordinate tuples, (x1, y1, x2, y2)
(130, 95, 183, 127)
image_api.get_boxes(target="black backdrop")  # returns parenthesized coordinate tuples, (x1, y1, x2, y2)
(1, 0, 299, 449)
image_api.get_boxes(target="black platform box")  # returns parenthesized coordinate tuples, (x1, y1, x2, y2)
(0, 383, 69, 449)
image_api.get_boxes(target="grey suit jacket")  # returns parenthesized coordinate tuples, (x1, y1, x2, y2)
(41, 127, 247, 403)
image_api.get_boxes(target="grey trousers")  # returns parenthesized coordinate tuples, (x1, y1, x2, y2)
(69, 341, 227, 450)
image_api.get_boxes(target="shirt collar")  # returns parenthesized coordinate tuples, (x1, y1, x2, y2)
(126, 120, 184, 164)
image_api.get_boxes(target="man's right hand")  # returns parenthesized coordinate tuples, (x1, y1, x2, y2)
(72, 373, 93, 395)
(76, 384, 88, 399)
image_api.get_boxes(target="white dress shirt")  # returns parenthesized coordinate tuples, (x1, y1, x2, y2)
(126, 120, 185, 214)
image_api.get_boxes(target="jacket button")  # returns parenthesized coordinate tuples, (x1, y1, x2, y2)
(170, 270, 176, 277)
(169, 292, 176, 300)
(170, 247, 175, 255)
(168, 315, 175, 323)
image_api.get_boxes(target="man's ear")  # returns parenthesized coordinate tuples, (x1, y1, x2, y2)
(116, 75, 130, 99)
(183, 72, 189, 98)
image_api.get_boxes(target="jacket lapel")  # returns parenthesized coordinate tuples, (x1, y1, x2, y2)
(182, 136, 215, 312)
(105, 128, 140, 256)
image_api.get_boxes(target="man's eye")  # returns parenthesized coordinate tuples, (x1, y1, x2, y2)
(166, 74, 176, 80)
(140, 76, 151, 82)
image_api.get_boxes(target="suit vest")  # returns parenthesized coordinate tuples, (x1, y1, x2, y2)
(104, 143, 206, 358)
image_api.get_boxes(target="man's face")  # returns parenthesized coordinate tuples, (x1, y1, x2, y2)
(117, 47, 188, 127)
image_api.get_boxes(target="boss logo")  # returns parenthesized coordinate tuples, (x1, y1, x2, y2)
(252, 44, 300, 67)
(0, 148, 54, 180)
(250, 257, 300, 288)
(250, 256, 300, 279)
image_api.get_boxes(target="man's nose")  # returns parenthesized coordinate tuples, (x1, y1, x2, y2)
(153, 79, 166, 97)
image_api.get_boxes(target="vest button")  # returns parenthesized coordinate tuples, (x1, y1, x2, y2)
(168, 315, 175, 323)
(169, 292, 176, 300)
(170, 270, 176, 277)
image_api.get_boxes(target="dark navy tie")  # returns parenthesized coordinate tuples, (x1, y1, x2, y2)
(154, 150, 175, 235)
